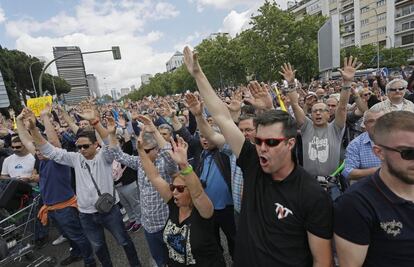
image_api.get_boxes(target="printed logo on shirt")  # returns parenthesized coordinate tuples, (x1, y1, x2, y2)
(14, 164, 23, 169)
(380, 220, 403, 237)
(163, 220, 196, 265)
(308, 136, 329, 163)
(275, 203, 293, 220)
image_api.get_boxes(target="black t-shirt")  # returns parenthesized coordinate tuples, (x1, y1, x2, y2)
(234, 141, 333, 267)
(163, 198, 225, 267)
(334, 171, 414, 267)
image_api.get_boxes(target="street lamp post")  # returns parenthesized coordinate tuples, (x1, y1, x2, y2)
(387, 35, 393, 60)
(372, 8, 380, 72)
(38, 46, 121, 96)
(29, 61, 41, 97)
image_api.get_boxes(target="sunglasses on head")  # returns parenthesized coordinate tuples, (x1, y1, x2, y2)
(388, 87, 406, 92)
(76, 144, 92, 150)
(377, 144, 414, 160)
(169, 184, 187, 193)
(144, 146, 157, 153)
(11, 145, 22, 149)
(254, 137, 287, 147)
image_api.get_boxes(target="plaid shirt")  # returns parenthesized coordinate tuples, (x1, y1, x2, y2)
(342, 132, 381, 179)
(108, 144, 178, 233)
(220, 144, 244, 213)
(369, 98, 414, 113)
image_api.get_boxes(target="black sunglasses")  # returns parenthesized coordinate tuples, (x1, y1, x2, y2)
(144, 146, 157, 153)
(76, 144, 92, 150)
(388, 87, 406, 92)
(11, 145, 22, 149)
(254, 137, 287, 147)
(377, 144, 414, 160)
(169, 184, 187, 193)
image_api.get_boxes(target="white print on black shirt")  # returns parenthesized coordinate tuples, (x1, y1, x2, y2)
(308, 136, 329, 163)
(275, 203, 293, 220)
(380, 220, 403, 237)
(163, 220, 196, 265)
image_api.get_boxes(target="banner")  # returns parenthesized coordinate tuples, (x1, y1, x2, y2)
(27, 96, 53, 117)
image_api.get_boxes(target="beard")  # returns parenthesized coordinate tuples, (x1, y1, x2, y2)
(386, 158, 414, 185)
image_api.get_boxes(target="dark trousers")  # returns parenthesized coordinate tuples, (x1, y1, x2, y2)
(79, 205, 141, 267)
(214, 205, 236, 258)
(49, 206, 95, 265)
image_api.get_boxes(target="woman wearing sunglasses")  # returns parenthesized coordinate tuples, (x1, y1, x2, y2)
(137, 134, 225, 267)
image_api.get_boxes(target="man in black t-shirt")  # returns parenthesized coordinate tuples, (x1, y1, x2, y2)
(183, 47, 333, 267)
(334, 111, 414, 267)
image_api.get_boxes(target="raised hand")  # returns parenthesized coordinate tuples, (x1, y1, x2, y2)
(168, 135, 188, 166)
(339, 56, 362, 82)
(106, 117, 117, 135)
(226, 91, 242, 112)
(279, 63, 297, 84)
(185, 93, 203, 117)
(183, 46, 202, 77)
(137, 115, 157, 133)
(161, 100, 176, 118)
(24, 109, 37, 130)
(136, 130, 145, 151)
(40, 104, 51, 118)
(245, 81, 274, 110)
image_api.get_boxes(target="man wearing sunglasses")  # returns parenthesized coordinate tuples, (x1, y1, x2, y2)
(183, 46, 333, 267)
(334, 111, 414, 267)
(1, 136, 35, 181)
(370, 78, 414, 113)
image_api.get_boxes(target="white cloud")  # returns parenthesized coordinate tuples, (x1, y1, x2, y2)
(0, 6, 6, 24)
(173, 31, 203, 51)
(192, 0, 287, 12)
(220, 10, 251, 37)
(5, 0, 180, 91)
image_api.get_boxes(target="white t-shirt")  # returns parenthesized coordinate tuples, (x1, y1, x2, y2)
(1, 153, 35, 179)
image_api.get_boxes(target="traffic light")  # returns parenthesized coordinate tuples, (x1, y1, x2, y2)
(112, 46, 121, 60)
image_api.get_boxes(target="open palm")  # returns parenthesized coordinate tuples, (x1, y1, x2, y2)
(183, 46, 202, 77)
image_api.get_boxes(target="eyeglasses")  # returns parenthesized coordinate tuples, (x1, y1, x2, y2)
(311, 108, 329, 113)
(377, 144, 414, 160)
(144, 146, 157, 153)
(240, 128, 255, 133)
(388, 87, 406, 92)
(169, 184, 187, 193)
(254, 137, 287, 147)
(11, 145, 22, 149)
(76, 144, 92, 150)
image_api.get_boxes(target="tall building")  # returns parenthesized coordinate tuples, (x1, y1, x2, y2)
(86, 74, 101, 98)
(289, 0, 414, 61)
(53, 46, 89, 104)
(120, 88, 130, 97)
(141, 74, 153, 85)
(111, 88, 118, 100)
(166, 51, 184, 72)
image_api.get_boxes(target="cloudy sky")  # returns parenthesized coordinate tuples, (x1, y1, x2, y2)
(0, 0, 286, 95)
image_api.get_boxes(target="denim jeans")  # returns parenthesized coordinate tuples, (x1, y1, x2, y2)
(116, 182, 141, 223)
(79, 205, 141, 267)
(144, 229, 168, 267)
(49, 206, 95, 265)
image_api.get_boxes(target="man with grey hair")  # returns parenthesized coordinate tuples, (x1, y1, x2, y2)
(342, 109, 384, 181)
(370, 78, 414, 113)
(158, 123, 173, 142)
(107, 116, 178, 267)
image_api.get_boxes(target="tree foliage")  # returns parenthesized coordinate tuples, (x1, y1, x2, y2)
(0, 46, 72, 111)
(128, 1, 328, 100)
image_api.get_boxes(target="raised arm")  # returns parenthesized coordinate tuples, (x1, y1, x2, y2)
(58, 106, 79, 134)
(137, 132, 172, 203)
(281, 63, 306, 127)
(77, 106, 109, 141)
(335, 56, 362, 128)
(40, 106, 62, 148)
(169, 136, 213, 218)
(137, 115, 167, 148)
(186, 93, 225, 148)
(183, 46, 244, 157)
(16, 109, 36, 155)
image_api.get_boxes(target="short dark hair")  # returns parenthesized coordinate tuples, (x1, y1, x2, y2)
(238, 114, 256, 123)
(253, 110, 297, 139)
(76, 130, 97, 143)
(373, 111, 414, 143)
(11, 136, 21, 143)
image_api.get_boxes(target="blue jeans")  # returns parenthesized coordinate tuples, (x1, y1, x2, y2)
(144, 229, 168, 267)
(79, 205, 141, 267)
(49, 206, 95, 265)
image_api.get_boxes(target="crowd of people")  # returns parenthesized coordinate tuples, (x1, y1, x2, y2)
(0, 46, 413, 267)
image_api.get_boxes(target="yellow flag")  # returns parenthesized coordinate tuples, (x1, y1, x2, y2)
(274, 87, 287, 112)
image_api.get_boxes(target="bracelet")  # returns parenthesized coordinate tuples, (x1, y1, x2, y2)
(180, 165, 193, 176)
(90, 119, 100, 126)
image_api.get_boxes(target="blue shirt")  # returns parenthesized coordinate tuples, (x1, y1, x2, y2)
(200, 152, 233, 210)
(342, 132, 381, 179)
(39, 160, 74, 205)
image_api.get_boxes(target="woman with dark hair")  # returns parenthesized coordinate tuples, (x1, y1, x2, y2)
(138, 134, 225, 267)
